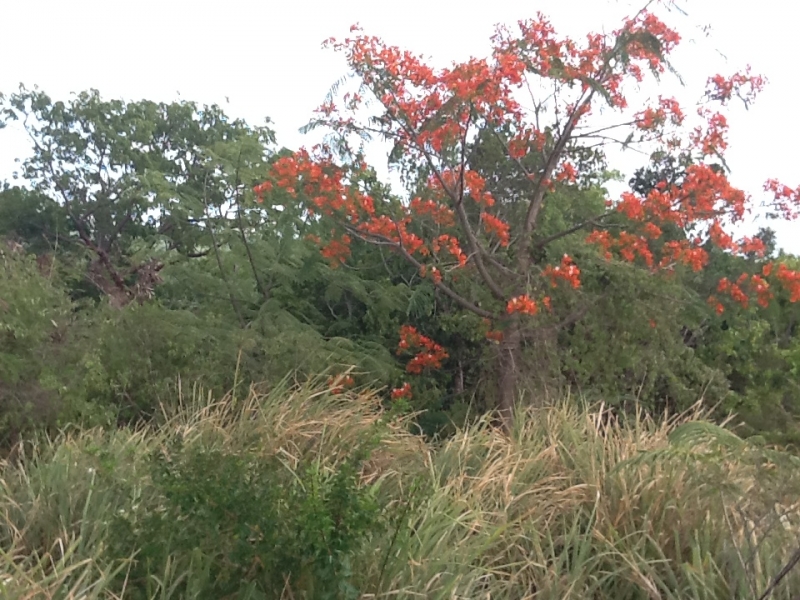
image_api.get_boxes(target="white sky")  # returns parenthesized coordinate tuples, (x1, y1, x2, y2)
(1, 0, 797, 253)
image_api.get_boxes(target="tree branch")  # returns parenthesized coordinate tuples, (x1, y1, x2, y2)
(392, 112, 507, 301)
(232, 149, 270, 303)
(529, 291, 610, 338)
(201, 170, 246, 327)
(344, 225, 494, 318)
(533, 212, 612, 249)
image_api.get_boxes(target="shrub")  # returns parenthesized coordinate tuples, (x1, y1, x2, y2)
(110, 438, 384, 599)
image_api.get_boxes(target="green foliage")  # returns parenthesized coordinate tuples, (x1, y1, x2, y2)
(112, 439, 383, 599)
(76, 303, 254, 419)
(556, 257, 728, 412)
(693, 253, 800, 445)
(0, 242, 82, 443)
(0, 243, 71, 383)
(0, 86, 276, 307)
(2, 64, 800, 600)
(0, 185, 71, 255)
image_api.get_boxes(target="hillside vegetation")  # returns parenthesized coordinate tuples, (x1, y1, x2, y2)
(1, 381, 799, 599)
(3, 2, 800, 597)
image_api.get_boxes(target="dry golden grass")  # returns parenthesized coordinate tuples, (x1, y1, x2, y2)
(0, 379, 798, 598)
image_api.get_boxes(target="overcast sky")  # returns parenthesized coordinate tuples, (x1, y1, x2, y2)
(1, 0, 797, 253)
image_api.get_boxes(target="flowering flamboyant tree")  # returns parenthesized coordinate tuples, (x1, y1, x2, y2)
(256, 3, 800, 429)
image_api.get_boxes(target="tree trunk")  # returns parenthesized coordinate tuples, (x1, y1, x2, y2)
(497, 317, 522, 432)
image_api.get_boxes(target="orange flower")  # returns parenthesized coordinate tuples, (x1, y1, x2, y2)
(507, 295, 538, 315)
(544, 255, 581, 289)
(391, 382, 412, 400)
(397, 325, 448, 373)
(481, 212, 510, 246)
(486, 329, 504, 343)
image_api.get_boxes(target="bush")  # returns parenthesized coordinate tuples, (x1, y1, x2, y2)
(111, 437, 385, 599)
(0, 242, 80, 444)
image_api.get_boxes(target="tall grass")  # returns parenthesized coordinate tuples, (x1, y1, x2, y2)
(1, 378, 798, 598)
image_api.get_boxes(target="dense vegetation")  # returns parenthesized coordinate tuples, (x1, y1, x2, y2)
(1, 382, 800, 598)
(1, 3, 800, 597)
(1, 87, 799, 446)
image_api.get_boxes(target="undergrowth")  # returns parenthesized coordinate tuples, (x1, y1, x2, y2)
(1, 378, 799, 599)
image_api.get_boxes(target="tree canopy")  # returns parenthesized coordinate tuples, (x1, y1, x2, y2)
(1, 3, 800, 444)
(254, 7, 800, 429)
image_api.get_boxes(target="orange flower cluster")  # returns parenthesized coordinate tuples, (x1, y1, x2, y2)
(396, 325, 449, 374)
(617, 231, 655, 267)
(253, 150, 497, 289)
(464, 170, 496, 207)
(431, 234, 468, 266)
(587, 229, 709, 272)
(488, 10, 680, 113)
(481, 318, 504, 342)
(776, 263, 800, 302)
(390, 382, 412, 400)
(706, 68, 766, 106)
(635, 96, 685, 130)
(418, 264, 444, 284)
(643, 222, 663, 239)
(320, 234, 352, 267)
(707, 220, 733, 249)
(617, 192, 646, 220)
(506, 128, 548, 159)
(621, 12, 681, 68)
(506, 295, 538, 315)
(359, 215, 427, 256)
(555, 162, 577, 183)
(409, 197, 455, 227)
(328, 3, 682, 179)
(594, 159, 762, 276)
(707, 296, 725, 315)
(485, 329, 504, 343)
(713, 271, 775, 312)
(586, 230, 613, 260)
(481, 212, 511, 246)
(764, 179, 800, 220)
(692, 110, 728, 157)
(251, 8, 800, 339)
(660, 241, 708, 272)
(637, 165, 745, 227)
(717, 275, 755, 308)
(739, 237, 767, 255)
(544, 255, 581, 289)
(749, 275, 772, 307)
(253, 181, 273, 196)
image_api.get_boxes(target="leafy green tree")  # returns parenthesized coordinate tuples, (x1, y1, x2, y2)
(0, 86, 275, 309)
(0, 88, 417, 424)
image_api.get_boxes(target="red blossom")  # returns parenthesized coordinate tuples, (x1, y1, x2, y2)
(706, 68, 766, 107)
(396, 325, 449, 373)
(481, 212, 511, 246)
(507, 295, 538, 315)
(391, 382, 413, 400)
(544, 255, 581, 288)
(776, 264, 800, 302)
